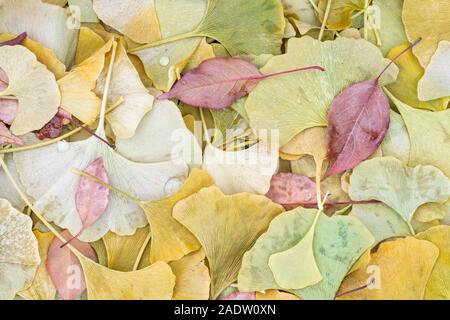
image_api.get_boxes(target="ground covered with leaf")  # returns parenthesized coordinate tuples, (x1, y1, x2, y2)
(0, 0, 449, 301)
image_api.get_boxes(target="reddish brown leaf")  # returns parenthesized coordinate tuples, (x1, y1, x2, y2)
(46, 230, 97, 300)
(75, 157, 110, 233)
(158, 57, 324, 109)
(36, 108, 73, 140)
(326, 79, 390, 177)
(265, 173, 319, 210)
(326, 38, 422, 177)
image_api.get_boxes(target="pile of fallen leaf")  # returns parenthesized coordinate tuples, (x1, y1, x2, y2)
(0, 0, 449, 301)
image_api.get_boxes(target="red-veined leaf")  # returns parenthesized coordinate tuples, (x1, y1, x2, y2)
(326, 39, 422, 177)
(158, 57, 324, 109)
(0, 121, 22, 145)
(222, 292, 256, 300)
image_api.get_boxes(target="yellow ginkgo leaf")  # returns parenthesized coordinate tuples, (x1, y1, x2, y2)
(74, 27, 107, 65)
(142, 169, 213, 263)
(0, 45, 60, 136)
(58, 38, 114, 124)
(317, 0, 366, 30)
(76, 253, 175, 300)
(0, 0, 79, 66)
(19, 231, 56, 301)
(416, 226, 450, 300)
(170, 250, 211, 300)
(0, 199, 40, 300)
(403, 0, 450, 68)
(103, 227, 150, 272)
(173, 186, 284, 299)
(337, 237, 439, 300)
(93, 0, 161, 44)
(414, 203, 449, 223)
(386, 44, 449, 111)
(0, 33, 66, 79)
(184, 38, 216, 73)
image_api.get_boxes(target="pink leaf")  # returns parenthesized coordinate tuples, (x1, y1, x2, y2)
(0, 32, 27, 47)
(326, 38, 422, 177)
(0, 100, 18, 125)
(326, 79, 390, 177)
(266, 173, 319, 210)
(222, 292, 256, 300)
(75, 157, 110, 232)
(0, 121, 22, 145)
(158, 57, 324, 109)
(46, 230, 97, 300)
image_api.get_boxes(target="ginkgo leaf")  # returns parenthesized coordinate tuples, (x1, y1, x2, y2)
(19, 231, 56, 301)
(130, 0, 206, 92)
(317, 0, 366, 30)
(74, 27, 106, 65)
(350, 204, 412, 246)
(95, 42, 154, 139)
(0, 45, 60, 135)
(170, 249, 211, 300)
(380, 112, 411, 163)
(115, 99, 202, 166)
(349, 157, 450, 225)
(102, 227, 150, 272)
(414, 202, 449, 223)
(245, 36, 398, 146)
(416, 226, 450, 300)
(280, 127, 328, 163)
(366, 0, 408, 56)
(0, 199, 40, 300)
(388, 92, 450, 178)
(173, 186, 284, 299)
(0, 33, 66, 79)
(238, 207, 374, 300)
(337, 237, 439, 300)
(386, 43, 449, 112)
(403, 0, 450, 67)
(93, 0, 161, 44)
(46, 230, 98, 300)
(0, 0, 79, 66)
(14, 43, 189, 242)
(202, 140, 279, 195)
(75, 253, 175, 300)
(141, 169, 213, 264)
(58, 38, 113, 124)
(418, 41, 450, 101)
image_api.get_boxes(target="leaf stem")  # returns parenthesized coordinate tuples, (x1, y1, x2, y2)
(318, 0, 331, 41)
(250, 66, 326, 81)
(0, 156, 82, 257)
(376, 37, 422, 82)
(0, 32, 27, 47)
(199, 109, 211, 144)
(336, 278, 374, 298)
(71, 168, 142, 204)
(127, 31, 199, 53)
(0, 97, 124, 155)
(280, 200, 381, 207)
(132, 232, 151, 271)
(308, 0, 320, 13)
(96, 41, 118, 138)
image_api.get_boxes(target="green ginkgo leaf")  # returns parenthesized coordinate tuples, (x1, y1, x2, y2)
(238, 208, 374, 300)
(245, 36, 398, 145)
(387, 91, 450, 178)
(349, 157, 450, 227)
(380, 112, 411, 163)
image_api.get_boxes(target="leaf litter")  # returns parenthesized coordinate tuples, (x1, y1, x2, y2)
(0, 0, 448, 301)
